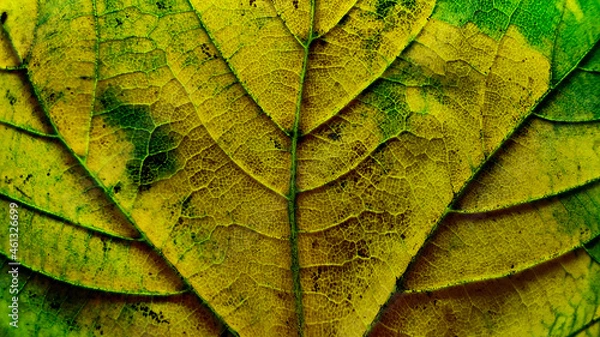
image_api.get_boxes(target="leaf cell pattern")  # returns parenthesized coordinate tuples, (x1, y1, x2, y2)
(0, 0, 599, 336)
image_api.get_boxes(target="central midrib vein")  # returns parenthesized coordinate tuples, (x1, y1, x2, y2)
(288, 3, 316, 336)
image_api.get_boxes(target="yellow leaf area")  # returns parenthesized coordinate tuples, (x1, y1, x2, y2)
(190, 0, 434, 131)
(0, 0, 599, 336)
(296, 19, 553, 335)
(0, 1, 35, 68)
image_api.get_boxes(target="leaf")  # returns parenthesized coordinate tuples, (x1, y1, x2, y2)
(575, 319, 600, 337)
(0, 255, 226, 336)
(372, 249, 600, 337)
(535, 47, 600, 122)
(0, 0, 599, 336)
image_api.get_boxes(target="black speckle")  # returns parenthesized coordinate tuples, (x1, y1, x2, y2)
(0, 12, 7, 25)
(270, 136, 283, 150)
(156, 1, 172, 11)
(5, 90, 17, 106)
(292, 0, 299, 9)
(135, 304, 170, 324)
(199, 43, 216, 60)
(100, 237, 111, 252)
(23, 174, 33, 184)
(113, 182, 122, 194)
(327, 131, 340, 141)
(182, 195, 192, 212)
(40, 88, 65, 106)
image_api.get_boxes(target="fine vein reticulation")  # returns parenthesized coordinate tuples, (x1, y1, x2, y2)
(0, 7, 238, 336)
(1, 0, 600, 336)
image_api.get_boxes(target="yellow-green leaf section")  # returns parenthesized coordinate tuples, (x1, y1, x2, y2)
(371, 249, 600, 336)
(0, 0, 36, 68)
(431, 0, 600, 84)
(0, 123, 137, 238)
(189, 0, 434, 133)
(457, 118, 600, 212)
(0, 71, 52, 135)
(0, 257, 226, 337)
(0, 0, 599, 336)
(90, 5, 290, 199)
(295, 20, 552, 333)
(0, 199, 185, 294)
(297, 19, 551, 191)
(188, 0, 305, 131)
(300, 0, 435, 133)
(273, 0, 360, 41)
(403, 181, 600, 291)
(27, 0, 98, 156)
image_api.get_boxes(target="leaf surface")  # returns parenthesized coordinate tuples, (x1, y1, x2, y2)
(0, 256, 225, 336)
(372, 249, 600, 337)
(0, 0, 599, 336)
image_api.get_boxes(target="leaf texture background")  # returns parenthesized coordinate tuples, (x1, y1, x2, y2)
(0, 0, 599, 336)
